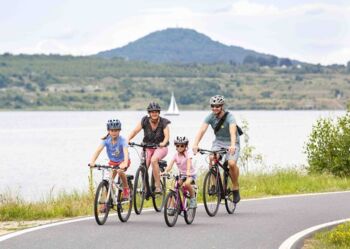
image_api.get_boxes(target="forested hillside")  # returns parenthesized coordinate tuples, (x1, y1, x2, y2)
(0, 54, 349, 110)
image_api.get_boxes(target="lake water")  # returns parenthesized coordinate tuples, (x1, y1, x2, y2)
(0, 110, 345, 201)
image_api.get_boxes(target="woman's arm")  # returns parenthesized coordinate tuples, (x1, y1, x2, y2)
(160, 125, 170, 147)
(127, 122, 142, 143)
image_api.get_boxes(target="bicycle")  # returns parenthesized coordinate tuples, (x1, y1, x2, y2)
(198, 148, 236, 217)
(163, 173, 197, 227)
(129, 142, 167, 214)
(89, 164, 133, 225)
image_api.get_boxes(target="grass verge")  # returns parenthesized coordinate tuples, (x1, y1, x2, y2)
(1, 169, 349, 222)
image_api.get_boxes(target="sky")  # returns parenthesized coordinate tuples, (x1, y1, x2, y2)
(1, 0, 350, 65)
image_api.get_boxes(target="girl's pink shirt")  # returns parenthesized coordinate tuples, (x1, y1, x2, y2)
(172, 149, 196, 175)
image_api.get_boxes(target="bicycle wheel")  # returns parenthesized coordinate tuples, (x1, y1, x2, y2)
(133, 167, 145, 215)
(224, 174, 236, 214)
(94, 180, 110, 225)
(151, 174, 166, 212)
(164, 191, 179, 227)
(117, 180, 133, 222)
(184, 194, 196, 225)
(203, 170, 221, 217)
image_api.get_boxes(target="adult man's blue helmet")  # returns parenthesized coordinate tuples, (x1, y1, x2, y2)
(107, 119, 121, 130)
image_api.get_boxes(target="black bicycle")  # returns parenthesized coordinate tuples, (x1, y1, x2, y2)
(129, 142, 167, 214)
(89, 164, 134, 225)
(198, 148, 236, 217)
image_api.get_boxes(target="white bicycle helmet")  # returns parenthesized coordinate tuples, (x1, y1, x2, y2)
(210, 95, 225, 105)
(174, 136, 189, 145)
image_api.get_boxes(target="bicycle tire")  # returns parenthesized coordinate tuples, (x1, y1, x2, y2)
(224, 173, 236, 214)
(133, 167, 145, 215)
(94, 180, 110, 225)
(203, 170, 221, 217)
(151, 174, 166, 212)
(117, 180, 133, 222)
(164, 191, 179, 227)
(184, 193, 196, 225)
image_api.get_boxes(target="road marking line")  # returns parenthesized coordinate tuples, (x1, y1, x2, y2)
(279, 218, 350, 249)
(1, 190, 349, 243)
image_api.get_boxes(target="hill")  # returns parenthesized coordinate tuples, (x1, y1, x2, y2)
(96, 28, 295, 65)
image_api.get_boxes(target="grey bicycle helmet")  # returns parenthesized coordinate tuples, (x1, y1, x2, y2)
(147, 102, 161, 112)
(210, 95, 225, 105)
(107, 119, 121, 130)
(174, 136, 189, 145)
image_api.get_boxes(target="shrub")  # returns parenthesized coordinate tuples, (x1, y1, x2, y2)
(305, 111, 350, 176)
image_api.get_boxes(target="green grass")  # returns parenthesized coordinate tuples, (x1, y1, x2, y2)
(1, 169, 349, 221)
(304, 222, 350, 249)
(0, 190, 93, 221)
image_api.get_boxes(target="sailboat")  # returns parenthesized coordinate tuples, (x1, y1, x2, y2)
(165, 92, 180, 116)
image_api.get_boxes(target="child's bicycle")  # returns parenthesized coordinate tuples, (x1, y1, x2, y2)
(198, 148, 236, 217)
(89, 164, 134, 225)
(129, 142, 167, 214)
(163, 173, 197, 227)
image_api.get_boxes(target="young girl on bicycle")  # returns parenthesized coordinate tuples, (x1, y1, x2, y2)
(162, 136, 197, 208)
(90, 119, 131, 200)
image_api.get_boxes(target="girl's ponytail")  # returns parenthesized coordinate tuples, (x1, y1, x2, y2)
(102, 133, 109, 140)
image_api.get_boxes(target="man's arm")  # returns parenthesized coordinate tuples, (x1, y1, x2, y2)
(192, 123, 209, 153)
(229, 123, 237, 155)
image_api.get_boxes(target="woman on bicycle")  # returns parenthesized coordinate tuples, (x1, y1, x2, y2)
(90, 119, 131, 200)
(162, 136, 197, 208)
(127, 102, 170, 194)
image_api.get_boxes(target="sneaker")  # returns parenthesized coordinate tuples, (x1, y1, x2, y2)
(208, 185, 216, 195)
(99, 204, 107, 213)
(154, 186, 162, 195)
(122, 188, 130, 201)
(189, 197, 197, 209)
(167, 207, 176, 216)
(232, 189, 241, 203)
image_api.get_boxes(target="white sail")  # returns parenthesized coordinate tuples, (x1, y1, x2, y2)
(165, 92, 180, 115)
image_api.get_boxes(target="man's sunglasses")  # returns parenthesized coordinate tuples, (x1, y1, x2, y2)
(211, 104, 222, 108)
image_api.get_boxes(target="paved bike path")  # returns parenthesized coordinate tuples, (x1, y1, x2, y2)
(1, 191, 350, 249)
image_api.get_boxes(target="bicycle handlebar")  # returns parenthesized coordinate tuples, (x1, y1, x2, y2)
(129, 142, 159, 149)
(88, 164, 120, 170)
(197, 148, 228, 155)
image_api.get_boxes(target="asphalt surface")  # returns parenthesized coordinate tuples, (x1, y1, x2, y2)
(1, 191, 350, 249)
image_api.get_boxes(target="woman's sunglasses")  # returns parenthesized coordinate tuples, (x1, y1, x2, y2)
(211, 104, 222, 108)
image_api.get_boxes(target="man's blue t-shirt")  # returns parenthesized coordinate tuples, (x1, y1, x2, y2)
(102, 135, 128, 162)
(204, 112, 239, 143)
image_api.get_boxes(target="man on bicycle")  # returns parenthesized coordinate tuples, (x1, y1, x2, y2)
(192, 95, 241, 203)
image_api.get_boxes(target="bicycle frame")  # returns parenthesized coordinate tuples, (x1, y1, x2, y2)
(210, 155, 230, 199)
(169, 176, 190, 213)
(129, 142, 167, 198)
(92, 165, 123, 206)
